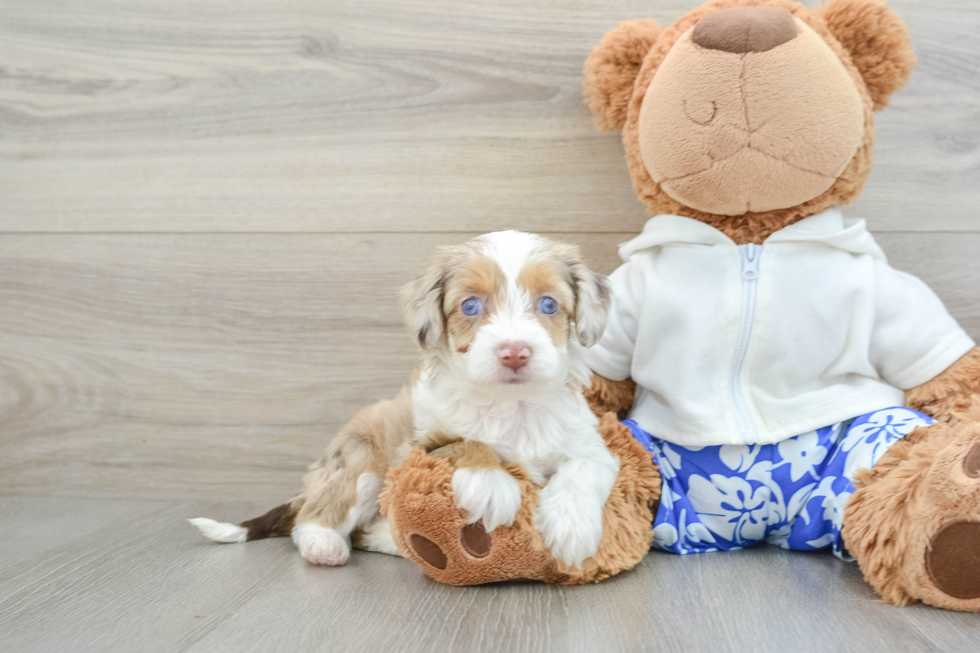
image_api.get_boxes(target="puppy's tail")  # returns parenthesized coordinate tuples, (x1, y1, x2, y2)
(189, 498, 303, 544)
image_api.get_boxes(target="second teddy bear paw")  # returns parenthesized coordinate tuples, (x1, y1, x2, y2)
(925, 521, 980, 600)
(847, 421, 980, 610)
(451, 467, 522, 532)
(923, 441, 980, 602)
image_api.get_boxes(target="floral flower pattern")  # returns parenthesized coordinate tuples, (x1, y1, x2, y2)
(776, 432, 829, 482)
(625, 407, 934, 558)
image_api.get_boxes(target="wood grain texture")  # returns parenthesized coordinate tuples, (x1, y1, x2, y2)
(0, 0, 978, 233)
(0, 496, 978, 653)
(1, 232, 978, 501)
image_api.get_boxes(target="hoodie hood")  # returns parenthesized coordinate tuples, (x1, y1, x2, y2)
(618, 209, 887, 262)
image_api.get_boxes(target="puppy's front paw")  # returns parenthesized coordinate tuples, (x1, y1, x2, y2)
(451, 467, 522, 532)
(535, 489, 603, 569)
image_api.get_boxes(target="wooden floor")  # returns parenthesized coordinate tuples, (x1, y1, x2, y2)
(1, 496, 977, 653)
(2, 0, 980, 649)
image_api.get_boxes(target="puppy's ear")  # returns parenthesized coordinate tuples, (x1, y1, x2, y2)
(584, 19, 663, 131)
(400, 252, 449, 350)
(821, 0, 916, 110)
(561, 250, 612, 348)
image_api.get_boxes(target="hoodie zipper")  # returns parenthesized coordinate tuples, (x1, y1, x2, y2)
(731, 244, 761, 444)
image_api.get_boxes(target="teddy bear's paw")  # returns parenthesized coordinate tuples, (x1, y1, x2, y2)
(407, 522, 494, 572)
(451, 467, 522, 532)
(535, 486, 604, 569)
(851, 422, 980, 610)
(292, 524, 350, 566)
(925, 520, 980, 601)
(923, 440, 980, 602)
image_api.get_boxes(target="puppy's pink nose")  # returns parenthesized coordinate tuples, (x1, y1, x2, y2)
(497, 342, 532, 370)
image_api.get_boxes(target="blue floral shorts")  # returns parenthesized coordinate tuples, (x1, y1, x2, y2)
(624, 407, 934, 560)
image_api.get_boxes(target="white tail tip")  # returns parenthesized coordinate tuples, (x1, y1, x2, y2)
(188, 518, 248, 543)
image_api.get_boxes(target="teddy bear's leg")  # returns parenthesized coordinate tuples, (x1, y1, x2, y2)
(843, 416, 980, 610)
(381, 445, 567, 585)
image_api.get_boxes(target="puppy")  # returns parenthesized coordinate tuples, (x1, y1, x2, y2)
(190, 231, 620, 569)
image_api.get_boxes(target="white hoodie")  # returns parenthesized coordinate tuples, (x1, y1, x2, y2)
(583, 209, 975, 447)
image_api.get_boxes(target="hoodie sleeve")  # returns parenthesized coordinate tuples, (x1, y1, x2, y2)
(869, 260, 976, 390)
(579, 261, 642, 382)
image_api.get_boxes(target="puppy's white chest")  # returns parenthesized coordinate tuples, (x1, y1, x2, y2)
(413, 374, 598, 486)
(462, 407, 573, 483)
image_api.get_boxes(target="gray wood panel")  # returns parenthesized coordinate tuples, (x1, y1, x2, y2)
(1, 232, 978, 501)
(0, 497, 977, 653)
(0, 0, 978, 234)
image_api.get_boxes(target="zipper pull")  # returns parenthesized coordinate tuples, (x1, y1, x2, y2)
(741, 244, 761, 280)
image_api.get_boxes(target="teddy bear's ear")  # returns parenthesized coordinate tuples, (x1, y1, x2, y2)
(820, 0, 916, 110)
(584, 19, 664, 130)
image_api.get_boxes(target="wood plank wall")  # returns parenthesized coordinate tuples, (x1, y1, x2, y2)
(1, 0, 978, 502)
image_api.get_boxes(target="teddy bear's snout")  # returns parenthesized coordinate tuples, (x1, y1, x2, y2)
(635, 13, 866, 216)
(692, 6, 798, 54)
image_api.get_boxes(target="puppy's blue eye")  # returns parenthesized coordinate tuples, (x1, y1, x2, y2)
(538, 297, 558, 315)
(462, 298, 482, 316)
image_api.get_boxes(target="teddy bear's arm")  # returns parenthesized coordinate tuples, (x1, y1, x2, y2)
(906, 348, 980, 422)
(429, 439, 503, 468)
(584, 373, 637, 419)
(414, 428, 464, 453)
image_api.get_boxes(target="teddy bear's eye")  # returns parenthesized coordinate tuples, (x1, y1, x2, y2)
(683, 98, 717, 126)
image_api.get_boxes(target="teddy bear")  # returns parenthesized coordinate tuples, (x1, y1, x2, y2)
(382, 0, 980, 612)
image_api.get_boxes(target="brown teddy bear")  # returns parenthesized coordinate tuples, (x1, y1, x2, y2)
(384, 0, 980, 612)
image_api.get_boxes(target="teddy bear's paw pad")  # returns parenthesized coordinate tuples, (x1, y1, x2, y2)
(963, 443, 980, 479)
(460, 522, 492, 559)
(925, 520, 980, 600)
(410, 534, 447, 570)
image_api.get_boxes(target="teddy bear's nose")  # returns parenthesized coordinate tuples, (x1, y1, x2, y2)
(692, 6, 798, 54)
